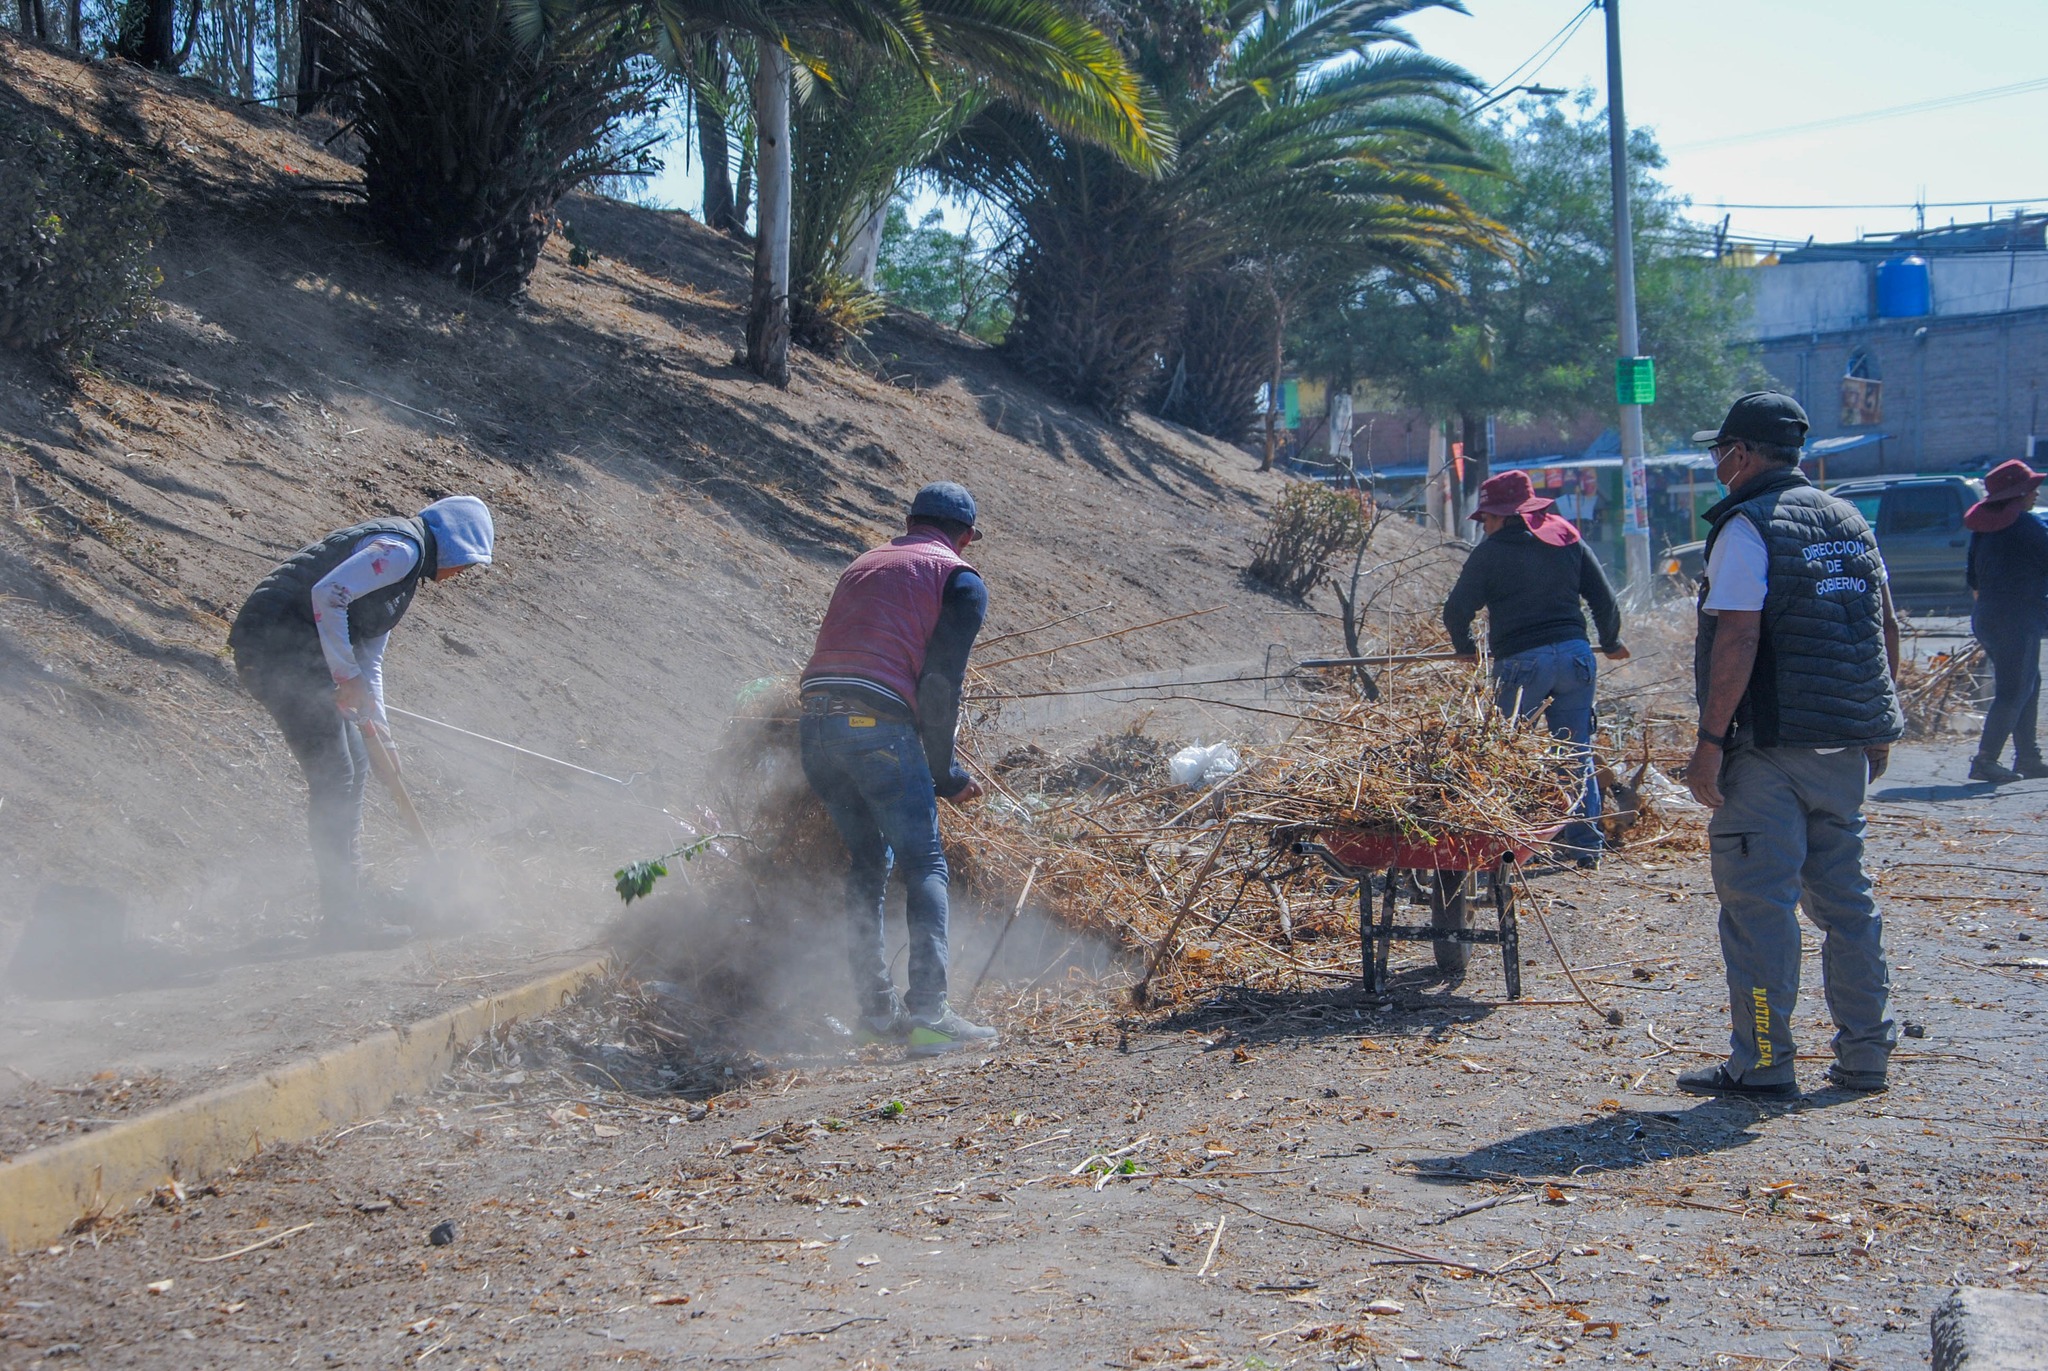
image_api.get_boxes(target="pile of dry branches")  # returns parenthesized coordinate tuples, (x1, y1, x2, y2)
(940, 665, 1576, 1000)
(1896, 642, 1986, 739)
(635, 625, 1595, 1009)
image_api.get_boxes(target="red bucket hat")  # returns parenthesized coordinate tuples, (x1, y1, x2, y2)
(1964, 459, 2046, 533)
(1471, 470, 1580, 547)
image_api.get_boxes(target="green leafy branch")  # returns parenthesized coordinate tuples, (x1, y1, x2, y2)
(612, 832, 745, 905)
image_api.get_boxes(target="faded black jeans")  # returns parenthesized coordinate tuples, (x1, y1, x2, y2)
(1972, 602, 2043, 766)
(234, 642, 368, 921)
(799, 713, 951, 1018)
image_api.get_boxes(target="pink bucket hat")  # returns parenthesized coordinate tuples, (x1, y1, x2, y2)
(1472, 470, 1580, 547)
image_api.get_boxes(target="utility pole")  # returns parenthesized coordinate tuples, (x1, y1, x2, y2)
(1603, 0, 1652, 595)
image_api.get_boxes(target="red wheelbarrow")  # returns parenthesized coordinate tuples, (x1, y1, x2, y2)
(1292, 825, 1557, 1000)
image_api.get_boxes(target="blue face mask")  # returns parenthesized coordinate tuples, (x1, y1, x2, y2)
(1712, 446, 1740, 496)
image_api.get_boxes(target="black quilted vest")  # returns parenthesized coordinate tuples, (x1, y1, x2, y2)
(1695, 468, 1904, 749)
(230, 516, 436, 655)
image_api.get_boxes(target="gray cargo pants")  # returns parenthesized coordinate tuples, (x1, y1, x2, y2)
(1707, 744, 1897, 1085)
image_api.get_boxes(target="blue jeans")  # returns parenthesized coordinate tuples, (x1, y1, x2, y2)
(1972, 604, 2042, 765)
(1493, 639, 1601, 856)
(799, 714, 951, 1017)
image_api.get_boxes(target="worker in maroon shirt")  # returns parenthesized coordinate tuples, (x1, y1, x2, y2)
(800, 483, 996, 1057)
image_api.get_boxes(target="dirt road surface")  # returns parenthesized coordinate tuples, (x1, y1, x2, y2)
(2, 739, 2040, 1370)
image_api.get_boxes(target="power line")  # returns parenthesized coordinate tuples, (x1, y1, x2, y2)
(1496, 3, 1594, 101)
(1700, 196, 2048, 212)
(1476, 1, 1596, 103)
(1673, 77, 2048, 153)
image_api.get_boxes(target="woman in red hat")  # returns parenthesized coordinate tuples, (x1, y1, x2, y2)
(1444, 470, 1630, 865)
(1964, 459, 2048, 782)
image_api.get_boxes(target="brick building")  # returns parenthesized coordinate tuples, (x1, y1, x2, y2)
(1746, 214, 2048, 477)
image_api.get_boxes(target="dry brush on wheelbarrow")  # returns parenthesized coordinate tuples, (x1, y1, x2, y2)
(608, 664, 1582, 1013)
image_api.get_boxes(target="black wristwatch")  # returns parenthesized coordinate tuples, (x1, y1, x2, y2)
(1697, 727, 1731, 749)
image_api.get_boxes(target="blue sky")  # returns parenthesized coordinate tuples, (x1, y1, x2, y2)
(1402, 0, 2048, 248)
(643, 0, 2048, 249)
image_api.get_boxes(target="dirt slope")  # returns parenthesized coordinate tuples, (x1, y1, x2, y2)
(0, 35, 1456, 1106)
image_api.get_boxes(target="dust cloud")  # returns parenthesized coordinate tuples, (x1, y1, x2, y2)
(599, 680, 1119, 1070)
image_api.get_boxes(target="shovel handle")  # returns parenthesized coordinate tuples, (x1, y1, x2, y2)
(359, 722, 436, 854)
(1297, 652, 1460, 669)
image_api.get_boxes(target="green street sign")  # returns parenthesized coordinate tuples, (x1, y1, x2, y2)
(1616, 355, 1656, 406)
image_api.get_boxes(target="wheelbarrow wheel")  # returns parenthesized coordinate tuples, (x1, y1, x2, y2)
(1428, 870, 1471, 976)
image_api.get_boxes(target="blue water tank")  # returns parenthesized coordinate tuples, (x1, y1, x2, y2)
(1876, 254, 1931, 318)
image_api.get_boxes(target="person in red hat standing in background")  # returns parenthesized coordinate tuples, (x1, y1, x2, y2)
(1964, 459, 2048, 782)
(1444, 470, 1629, 867)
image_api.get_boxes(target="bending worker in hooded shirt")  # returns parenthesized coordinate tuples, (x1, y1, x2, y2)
(228, 496, 494, 948)
(799, 482, 997, 1058)
(1443, 470, 1628, 868)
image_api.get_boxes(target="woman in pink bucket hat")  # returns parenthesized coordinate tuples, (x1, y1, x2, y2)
(1964, 459, 2048, 782)
(1443, 470, 1631, 866)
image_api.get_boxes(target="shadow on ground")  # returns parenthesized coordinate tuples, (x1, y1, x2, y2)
(1152, 970, 1507, 1047)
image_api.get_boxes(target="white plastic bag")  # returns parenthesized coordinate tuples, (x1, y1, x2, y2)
(1169, 741, 1240, 788)
(1639, 763, 1704, 812)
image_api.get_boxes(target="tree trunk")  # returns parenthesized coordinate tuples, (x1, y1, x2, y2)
(296, 0, 339, 113)
(844, 196, 888, 287)
(1460, 411, 1490, 498)
(696, 37, 739, 234)
(171, 0, 201, 68)
(744, 43, 792, 387)
(271, 0, 294, 102)
(28, 0, 48, 43)
(124, 0, 178, 67)
(67, 0, 80, 48)
(1259, 281, 1286, 472)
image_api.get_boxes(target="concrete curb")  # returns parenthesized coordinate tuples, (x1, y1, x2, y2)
(0, 955, 610, 1254)
(1933, 1286, 2048, 1370)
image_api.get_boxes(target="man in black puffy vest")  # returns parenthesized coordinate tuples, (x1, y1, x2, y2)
(228, 497, 494, 947)
(1679, 394, 1904, 1097)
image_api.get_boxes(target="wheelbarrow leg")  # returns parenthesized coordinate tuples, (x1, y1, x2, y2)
(1358, 877, 1371, 988)
(1428, 869, 1471, 977)
(1372, 867, 1398, 992)
(1360, 869, 1393, 993)
(1495, 857, 1523, 1000)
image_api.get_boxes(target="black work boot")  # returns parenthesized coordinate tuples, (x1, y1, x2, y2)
(2014, 755, 2048, 780)
(1676, 1064, 1798, 1099)
(1969, 755, 2022, 784)
(1822, 1063, 1888, 1093)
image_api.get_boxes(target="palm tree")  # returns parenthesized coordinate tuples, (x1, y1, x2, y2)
(786, 42, 972, 354)
(939, 0, 1500, 428)
(514, 0, 1169, 384)
(345, 0, 666, 296)
(684, 33, 750, 233)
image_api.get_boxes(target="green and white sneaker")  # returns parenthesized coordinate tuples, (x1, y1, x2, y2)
(906, 1002, 998, 1058)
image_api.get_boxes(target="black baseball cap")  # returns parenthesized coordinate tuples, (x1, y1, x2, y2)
(1692, 391, 1809, 448)
(908, 481, 981, 540)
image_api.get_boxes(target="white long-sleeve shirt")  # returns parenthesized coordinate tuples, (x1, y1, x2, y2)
(309, 534, 421, 721)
